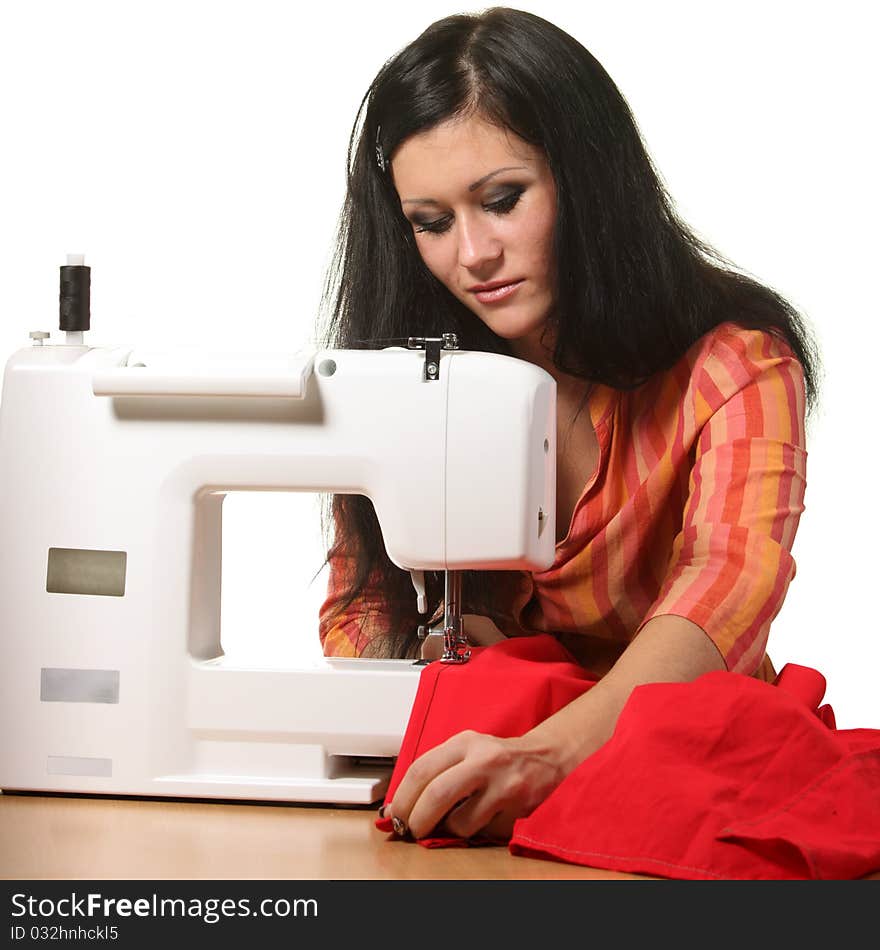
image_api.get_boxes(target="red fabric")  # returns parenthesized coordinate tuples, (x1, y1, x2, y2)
(376, 638, 880, 878)
(511, 664, 880, 879)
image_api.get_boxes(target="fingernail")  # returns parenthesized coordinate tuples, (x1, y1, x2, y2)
(377, 804, 387, 818)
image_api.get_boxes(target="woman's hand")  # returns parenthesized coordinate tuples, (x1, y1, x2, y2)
(384, 729, 566, 842)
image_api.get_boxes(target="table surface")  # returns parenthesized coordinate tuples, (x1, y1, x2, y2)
(0, 791, 649, 880)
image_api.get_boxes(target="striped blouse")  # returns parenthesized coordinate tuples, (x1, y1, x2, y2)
(319, 322, 807, 680)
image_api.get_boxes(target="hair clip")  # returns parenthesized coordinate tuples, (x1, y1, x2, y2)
(375, 125, 386, 173)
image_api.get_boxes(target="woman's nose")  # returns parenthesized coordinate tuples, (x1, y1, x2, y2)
(456, 214, 502, 269)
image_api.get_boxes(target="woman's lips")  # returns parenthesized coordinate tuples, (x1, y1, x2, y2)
(471, 279, 525, 303)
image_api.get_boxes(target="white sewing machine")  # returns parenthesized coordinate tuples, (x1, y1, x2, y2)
(0, 258, 556, 805)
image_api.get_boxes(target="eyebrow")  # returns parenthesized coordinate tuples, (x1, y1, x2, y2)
(401, 166, 528, 206)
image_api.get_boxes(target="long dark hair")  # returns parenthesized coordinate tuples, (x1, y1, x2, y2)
(313, 6, 821, 658)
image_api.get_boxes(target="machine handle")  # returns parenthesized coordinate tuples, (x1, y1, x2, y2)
(92, 349, 316, 398)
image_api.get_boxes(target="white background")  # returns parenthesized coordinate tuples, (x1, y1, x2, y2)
(1, 1, 876, 726)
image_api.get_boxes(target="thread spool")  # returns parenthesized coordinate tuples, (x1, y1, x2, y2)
(59, 253, 90, 333)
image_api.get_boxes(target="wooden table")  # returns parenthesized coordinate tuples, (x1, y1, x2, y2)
(0, 791, 646, 880)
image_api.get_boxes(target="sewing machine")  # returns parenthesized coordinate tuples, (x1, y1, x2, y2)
(0, 258, 557, 804)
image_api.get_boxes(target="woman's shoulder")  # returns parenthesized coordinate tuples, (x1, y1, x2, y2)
(667, 322, 807, 454)
(623, 322, 805, 426)
(686, 320, 804, 401)
(651, 321, 802, 403)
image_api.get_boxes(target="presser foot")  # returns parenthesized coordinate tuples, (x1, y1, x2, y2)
(440, 631, 472, 664)
(416, 614, 472, 664)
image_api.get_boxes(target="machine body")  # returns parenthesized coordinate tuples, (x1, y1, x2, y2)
(0, 317, 556, 803)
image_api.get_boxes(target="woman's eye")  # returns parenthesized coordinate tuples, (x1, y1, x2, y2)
(414, 216, 453, 235)
(486, 188, 523, 215)
(413, 188, 524, 237)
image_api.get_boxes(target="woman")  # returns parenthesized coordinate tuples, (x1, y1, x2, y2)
(316, 7, 819, 842)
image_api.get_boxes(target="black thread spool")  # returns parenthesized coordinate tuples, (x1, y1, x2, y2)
(59, 259, 90, 332)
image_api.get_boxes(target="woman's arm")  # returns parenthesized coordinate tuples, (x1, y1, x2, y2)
(386, 614, 724, 841)
(524, 614, 725, 773)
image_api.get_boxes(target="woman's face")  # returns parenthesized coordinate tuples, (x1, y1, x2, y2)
(390, 114, 558, 351)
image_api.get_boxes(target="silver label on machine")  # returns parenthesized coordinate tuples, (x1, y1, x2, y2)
(46, 548, 127, 596)
(40, 668, 120, 704)
(47, 755, 113, 777)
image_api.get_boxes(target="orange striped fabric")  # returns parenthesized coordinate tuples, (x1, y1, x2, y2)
(319, 322, 807, 678)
